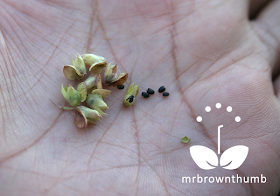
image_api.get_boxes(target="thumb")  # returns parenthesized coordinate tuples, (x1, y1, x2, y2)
(254, 0, 280, 98)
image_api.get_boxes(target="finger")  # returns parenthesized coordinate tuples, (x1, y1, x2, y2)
(274, 76, 280, 97)
(253, 0, 280, 79)
(249, 0, 273, 19)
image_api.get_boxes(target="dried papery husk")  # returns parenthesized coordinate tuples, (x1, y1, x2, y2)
(96, 74, 103, 89)
(111, 73, 128, 87)
(74, 110, 87, 128)
(104, 63, 128, 86)
(84, 74, 101, 92)
(83, 54, 106, 66)
(63, 54, 86, 80)
(75, 106, 101, 128)
(74, 54, 86, 75)
(84, 75, 97, 89)
(83, 54, 107, 74)
(63, 66, 83, 80)
(123, 83, 139, 107)
(104, 63, 118, 85)
(89, 62, 107, 74)
(91, 89, 111, 98)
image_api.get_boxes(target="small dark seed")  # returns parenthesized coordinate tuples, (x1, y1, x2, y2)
(158, 86, 166, 93)
(147, 88, 154, 94)
(163, 92, 169, 97)
(142, 92, 149, 98)
(117, 84, 124, 89)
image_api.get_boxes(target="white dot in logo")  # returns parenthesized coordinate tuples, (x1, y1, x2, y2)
(216, 103, 221, 109)
(227, 106, 232, 112)
(235, 116, 241, 122)
(205, 106, 211, 112)
(196, 116, 202, 122)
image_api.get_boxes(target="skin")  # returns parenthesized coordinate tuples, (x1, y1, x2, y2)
(0, 0, 279, 195)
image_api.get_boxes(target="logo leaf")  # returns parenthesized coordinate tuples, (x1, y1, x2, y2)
(220, 145, 249, 170)
(190, 145, 218, 170)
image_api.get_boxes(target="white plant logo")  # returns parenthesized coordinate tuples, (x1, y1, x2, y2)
(190, 103, 249, 170)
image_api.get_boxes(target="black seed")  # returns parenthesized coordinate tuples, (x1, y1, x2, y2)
(142, 92, 149, 98)
(117, 84, 124, 89)
(127, 95, 134, 103)
(158, 86, 166, 93)
(163, 92, 169, 97)
(146, 88, 154, 94)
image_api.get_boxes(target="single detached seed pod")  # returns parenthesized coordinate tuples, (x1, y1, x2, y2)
(142, 92, 149, 98)
(163, 92, 169, 97)
(123, 83, 139, 107)
(158, 86, 166, 93)
(147, 88, 154, 94)
(181, 136, 191, 143)
(117, 84, 124, 89)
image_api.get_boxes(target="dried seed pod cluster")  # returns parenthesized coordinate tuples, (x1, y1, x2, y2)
(59, 53, 131, 128)
(57, 54, 186, 142)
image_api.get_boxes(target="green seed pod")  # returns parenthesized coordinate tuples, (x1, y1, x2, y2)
(75, 106, 101, 128)
(61, 84, 85, 107)
(181, 136, 191, 144)
(83, 54, 107, 74)
(77, 82, 87, 102)
(86, 89, 111, 116)
(123, 83, 139, 107)
(63, 54, 86, 80)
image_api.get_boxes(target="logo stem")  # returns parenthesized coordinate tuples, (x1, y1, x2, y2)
(218, 125, 223, 154)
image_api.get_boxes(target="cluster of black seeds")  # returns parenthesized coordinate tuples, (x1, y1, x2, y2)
(158, 86, 169, 96)
(141, 86, 169, 98)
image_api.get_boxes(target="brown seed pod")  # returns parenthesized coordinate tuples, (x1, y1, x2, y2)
(104, 63, 128, 86)
(111, 73, 128, 87)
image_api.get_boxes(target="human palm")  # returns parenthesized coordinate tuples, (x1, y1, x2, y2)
(0, 0, 279, 195)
